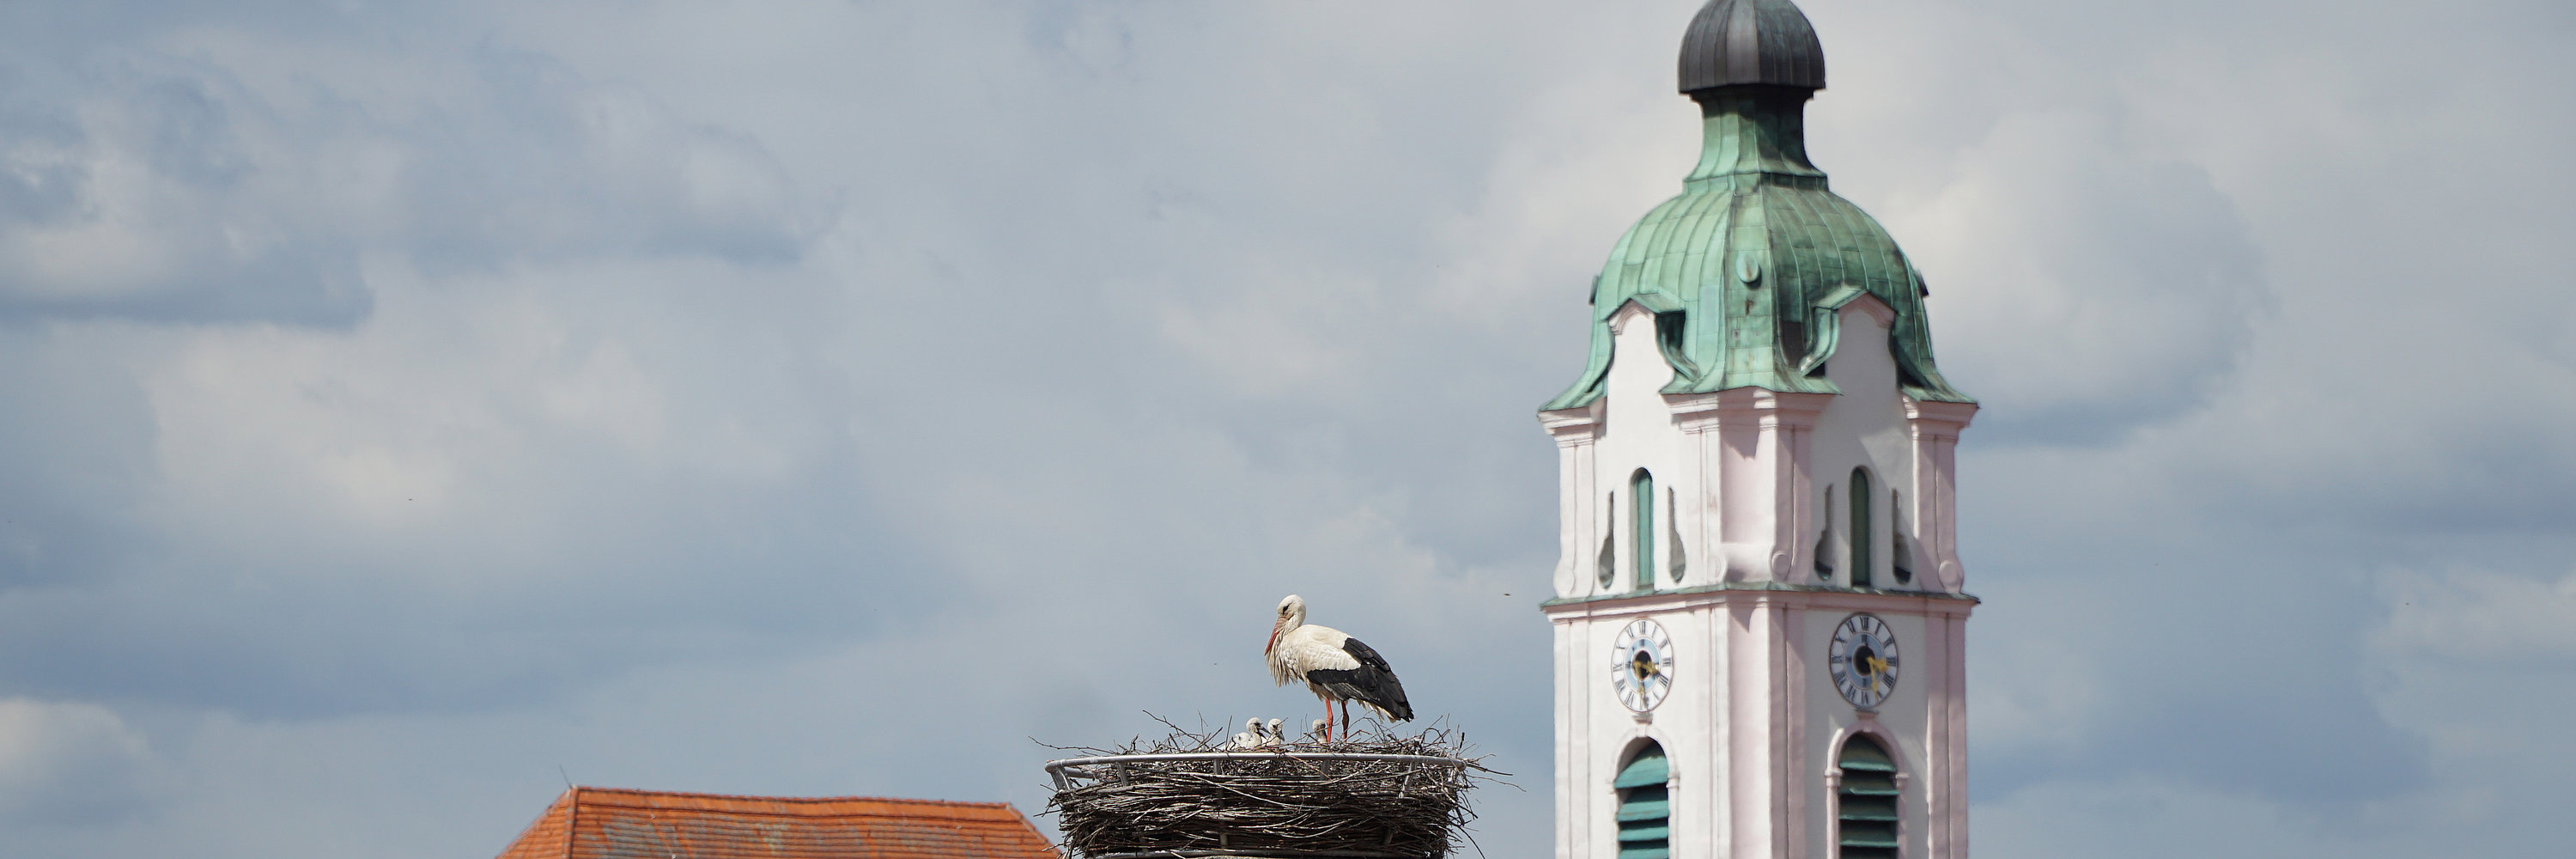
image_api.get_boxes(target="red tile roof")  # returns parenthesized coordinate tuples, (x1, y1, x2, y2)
(494, 787, 1063, 859)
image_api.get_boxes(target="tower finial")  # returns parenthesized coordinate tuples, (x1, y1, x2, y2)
(1677, 0, 1826, 95)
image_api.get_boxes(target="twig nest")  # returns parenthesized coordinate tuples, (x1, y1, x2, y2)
(1043, 728, 1489, 859)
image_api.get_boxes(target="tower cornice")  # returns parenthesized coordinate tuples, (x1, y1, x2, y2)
(1539, 581, 1979, 619)
(1537, 402, 1605, 447)
(1899, 398, 1979, 436)
(1667, 387, 1833, 431)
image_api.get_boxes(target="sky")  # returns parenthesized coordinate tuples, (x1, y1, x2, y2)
(0, 0, 2570, 856)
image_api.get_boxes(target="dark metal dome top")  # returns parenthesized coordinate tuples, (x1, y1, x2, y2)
(1678, 0, 1826, 94)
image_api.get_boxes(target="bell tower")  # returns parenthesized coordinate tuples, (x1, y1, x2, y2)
(1537, 2, 1978, 858)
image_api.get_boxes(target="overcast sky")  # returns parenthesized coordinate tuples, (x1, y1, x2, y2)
(0, 1, 2570, 856)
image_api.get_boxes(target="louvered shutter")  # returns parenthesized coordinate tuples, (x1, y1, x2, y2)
(1837, 736, 1899, 858)
(1614, 745, 1670, 859)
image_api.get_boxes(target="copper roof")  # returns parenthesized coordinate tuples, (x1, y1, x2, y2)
(493, 787, 1063, 859)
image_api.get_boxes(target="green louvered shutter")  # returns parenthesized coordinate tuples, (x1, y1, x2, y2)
(1837, 736, 1899, 859)
(1614, 745, 1670, 859)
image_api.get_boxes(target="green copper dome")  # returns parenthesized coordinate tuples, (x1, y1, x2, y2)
(1544, 0, 1969, 411)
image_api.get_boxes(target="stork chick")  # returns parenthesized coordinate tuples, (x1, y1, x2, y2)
(1228, 717, 1266, 750)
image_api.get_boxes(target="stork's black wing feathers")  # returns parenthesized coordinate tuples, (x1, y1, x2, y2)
(1306, 637, 1414, 722)
(1341, 637, 1396, 673)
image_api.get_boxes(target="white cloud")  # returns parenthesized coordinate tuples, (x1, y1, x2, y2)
(1887, 109, 2265, 441)
(0, 698, 164, 825)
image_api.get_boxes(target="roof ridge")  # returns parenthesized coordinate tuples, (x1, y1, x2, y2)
(560, 787, 579, 859)
(500, 786, 1063, 859)
(566, 785, 1017, 807)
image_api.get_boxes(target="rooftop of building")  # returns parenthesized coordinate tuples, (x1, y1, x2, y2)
(492, 786, 1063, 859)
(1544, 0, 1971, 411)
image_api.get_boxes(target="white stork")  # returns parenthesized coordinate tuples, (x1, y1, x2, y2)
(1263, 594, 1414, 742)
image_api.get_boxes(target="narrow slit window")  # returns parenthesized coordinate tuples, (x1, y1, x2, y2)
(1631, 470, 1656, 591)
(1814, 484, 1836, 580)
(1599, 493, 1617, 588)
(1889, 489, 1914, 586)
(1667, 487, 1686, 583)
(1615, 743, 1670, 859)
(1848, 468, 1873, 588)
(1837, 735, 1899, 858)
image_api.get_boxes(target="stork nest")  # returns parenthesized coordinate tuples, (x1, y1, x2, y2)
(1041, 722, 1499, 859)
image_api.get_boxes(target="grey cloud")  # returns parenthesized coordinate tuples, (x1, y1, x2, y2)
(0, 0, 2570, 857)
(0, 265, 929, 720)
(2374, 567, 2576, 665)
(0, 58, 366, 326)
(0, 23, 825, 327)
(0, 74, 86, 223)
(0, 331, 158, 592)
(402, 47, 827, 271)
(1962, 521, 2433, 804)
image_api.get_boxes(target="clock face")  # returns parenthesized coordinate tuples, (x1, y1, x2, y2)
(1610, 618, 1675, 712)
(1827, 613, 1901, 710)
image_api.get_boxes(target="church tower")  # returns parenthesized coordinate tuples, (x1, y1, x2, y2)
(1537, 2, 1978, 858)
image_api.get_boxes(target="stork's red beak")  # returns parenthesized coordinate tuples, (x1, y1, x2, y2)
(1266, 620, 1281, 655)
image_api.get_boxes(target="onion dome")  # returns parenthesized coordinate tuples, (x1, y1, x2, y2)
(1544, 0, 1969, 411)
(1679, 0, 1825, 94)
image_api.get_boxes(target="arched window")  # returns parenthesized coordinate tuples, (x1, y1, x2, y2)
(1614, 743, 1670, 859)
(1847, 468, 1873, 588)
(1836, 735, 1899, 858)
(1631, 470, 1656, 591)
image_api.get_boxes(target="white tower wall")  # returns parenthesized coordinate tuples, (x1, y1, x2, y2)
(1541, 296, 1975, 859)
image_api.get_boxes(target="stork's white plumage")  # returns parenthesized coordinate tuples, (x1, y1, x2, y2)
(1263, 718, 1285, 748)
(1263, 594, 1415, 742)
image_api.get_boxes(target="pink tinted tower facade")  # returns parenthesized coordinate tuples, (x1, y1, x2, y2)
(1536, 2, 1978, 858)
